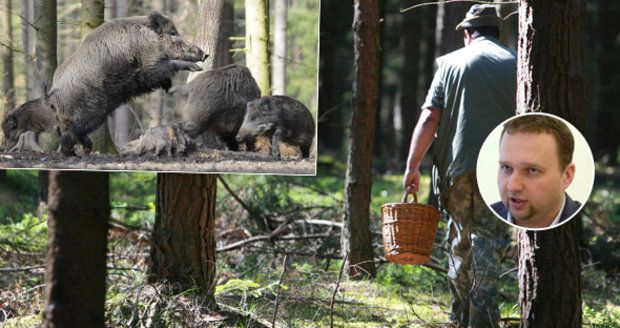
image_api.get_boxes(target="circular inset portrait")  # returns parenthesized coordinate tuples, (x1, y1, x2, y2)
(476, 113, 594, 231)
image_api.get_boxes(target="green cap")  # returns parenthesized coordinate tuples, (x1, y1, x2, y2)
(455, 4, 501, 31)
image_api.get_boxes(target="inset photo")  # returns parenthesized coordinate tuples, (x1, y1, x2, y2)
(476, 113, 595, 231)
(0, 2, 318, 175)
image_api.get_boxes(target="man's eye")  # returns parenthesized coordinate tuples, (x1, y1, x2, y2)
(528, 168, 540, 174)
(500, 165, 511, 172)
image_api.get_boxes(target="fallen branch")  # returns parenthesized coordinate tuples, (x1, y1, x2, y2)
(218, 176, 271, 231)
(217, 230, 330, 253)
(0, 265, 45, 273)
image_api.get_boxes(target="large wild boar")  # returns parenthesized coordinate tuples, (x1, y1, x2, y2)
(50, 11, 206, 156)
(170, 64, 261, 151)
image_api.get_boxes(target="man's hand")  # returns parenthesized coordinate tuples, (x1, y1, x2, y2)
(403, 167, 421, 193)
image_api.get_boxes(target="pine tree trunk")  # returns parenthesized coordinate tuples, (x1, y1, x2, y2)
(516, 1, 586, 326)
(150, 0, 225, 299)
(149, 174, 217, 297)
(1, 0, 16, 113)
(397, 0, 422, 165)
(245, 0, 271, 95)
(21, 0, 36, 99)
(341, 0, 380, 279)
(33, 0, 58, 207)
(43, 172, 109, 328)
(272, 0, 287, 95)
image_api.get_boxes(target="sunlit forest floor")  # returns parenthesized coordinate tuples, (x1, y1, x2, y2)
(1, 156, 620, 327)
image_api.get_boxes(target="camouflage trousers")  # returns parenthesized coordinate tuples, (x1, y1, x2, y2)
(440, 171, 510, 328)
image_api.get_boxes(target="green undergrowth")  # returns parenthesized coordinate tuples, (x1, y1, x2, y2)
(2, 166, 620, 326)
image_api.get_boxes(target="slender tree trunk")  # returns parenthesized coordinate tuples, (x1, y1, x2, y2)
(150, 0, 226, 299)
(317, 0, 352, 154)
(434, 2, 468, 57)
(1, 0, 16, 113)
(43, 172, 109, 328)
(516, 1, 586, 327)
(272, 0, 287, 95)
(33, 0, 57, 210)
(397, 0, 422, 166)
(245, 0, 271, 95)
(21, 0, 36, 99)
(341, 0, 379, 279)
(81, 0, 117, 154)
(109, 0, 133, 147)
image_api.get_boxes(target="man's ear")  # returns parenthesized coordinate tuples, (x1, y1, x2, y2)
(562, 163, 576, 190)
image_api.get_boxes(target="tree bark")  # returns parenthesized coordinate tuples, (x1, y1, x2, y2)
(245, 0, 271, 95)
(20, 0, 36, 99)
(1, 0, 16, 113)
(81, 0, 117, 154)
(516, 1, 586, 327)
(150, 0, 226, 299)
(33, 0, 57, 209)
(272, 0, 287, 95)
(341, 0, 379, 279)
(149, 174, 217, 297)
(43, 172, 109, 328)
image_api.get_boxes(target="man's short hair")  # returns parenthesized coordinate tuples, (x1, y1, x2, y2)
(500, 115, 575, 170)
(464, 26, 500, 40)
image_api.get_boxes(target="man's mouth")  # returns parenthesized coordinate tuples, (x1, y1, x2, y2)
(509, 197, 527, 210)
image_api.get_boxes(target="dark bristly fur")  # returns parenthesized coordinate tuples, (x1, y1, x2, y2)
(51, 11, 206, 156)
(236, 96, 315, 159)
(171, 64, 261, 151)
(2, 98, 58, 149)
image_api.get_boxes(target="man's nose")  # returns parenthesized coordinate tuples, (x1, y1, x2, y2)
(506, 172, 524, 192)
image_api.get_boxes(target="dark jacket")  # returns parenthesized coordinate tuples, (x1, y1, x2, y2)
(491, 193, 581, 227)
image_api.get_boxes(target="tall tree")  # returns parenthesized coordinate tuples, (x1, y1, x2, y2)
(43, 172, 109, 328)
(317, 0, 352, 154)
(107, 0, 133, 147)
(341, 0, 380, 279)
(272, 0, 287, 95)
(1, 0, 16, 113)
(434, 1, 468, 57)
(20, 0, 36, 99)
(81, 0, 117, 154)
(516, 1, 586, 327)
(149, 0, 226, 299)
(33, 0, 58, 212)
(245, 0, 270, 95)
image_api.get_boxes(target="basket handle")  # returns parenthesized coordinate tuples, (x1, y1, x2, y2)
(402, 187, 418, 204)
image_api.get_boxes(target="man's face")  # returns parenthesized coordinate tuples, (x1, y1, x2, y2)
(497, 131, 575, 228)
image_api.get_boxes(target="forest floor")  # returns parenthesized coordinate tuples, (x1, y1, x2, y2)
(0, 148, 315, 175)
(1, 169, 619, 327)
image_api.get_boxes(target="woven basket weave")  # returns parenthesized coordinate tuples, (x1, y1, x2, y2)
(381, 190, 441, 265)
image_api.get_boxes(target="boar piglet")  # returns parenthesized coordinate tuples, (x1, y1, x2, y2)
(50, 11, 207, 156)
(171, 64, 261, 151)
(236, 96, 315, 159)
(2, 98, 58, 151)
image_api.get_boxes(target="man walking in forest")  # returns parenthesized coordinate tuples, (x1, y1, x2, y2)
(402, 5, 516, 328)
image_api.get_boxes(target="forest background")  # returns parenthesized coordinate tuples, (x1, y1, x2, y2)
(1, 0, 619, 327)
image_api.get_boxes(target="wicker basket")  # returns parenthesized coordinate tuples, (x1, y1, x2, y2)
(381, 190, 441, 265)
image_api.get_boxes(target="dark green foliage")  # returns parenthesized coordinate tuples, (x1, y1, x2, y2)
(0, 170, 39, 223)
